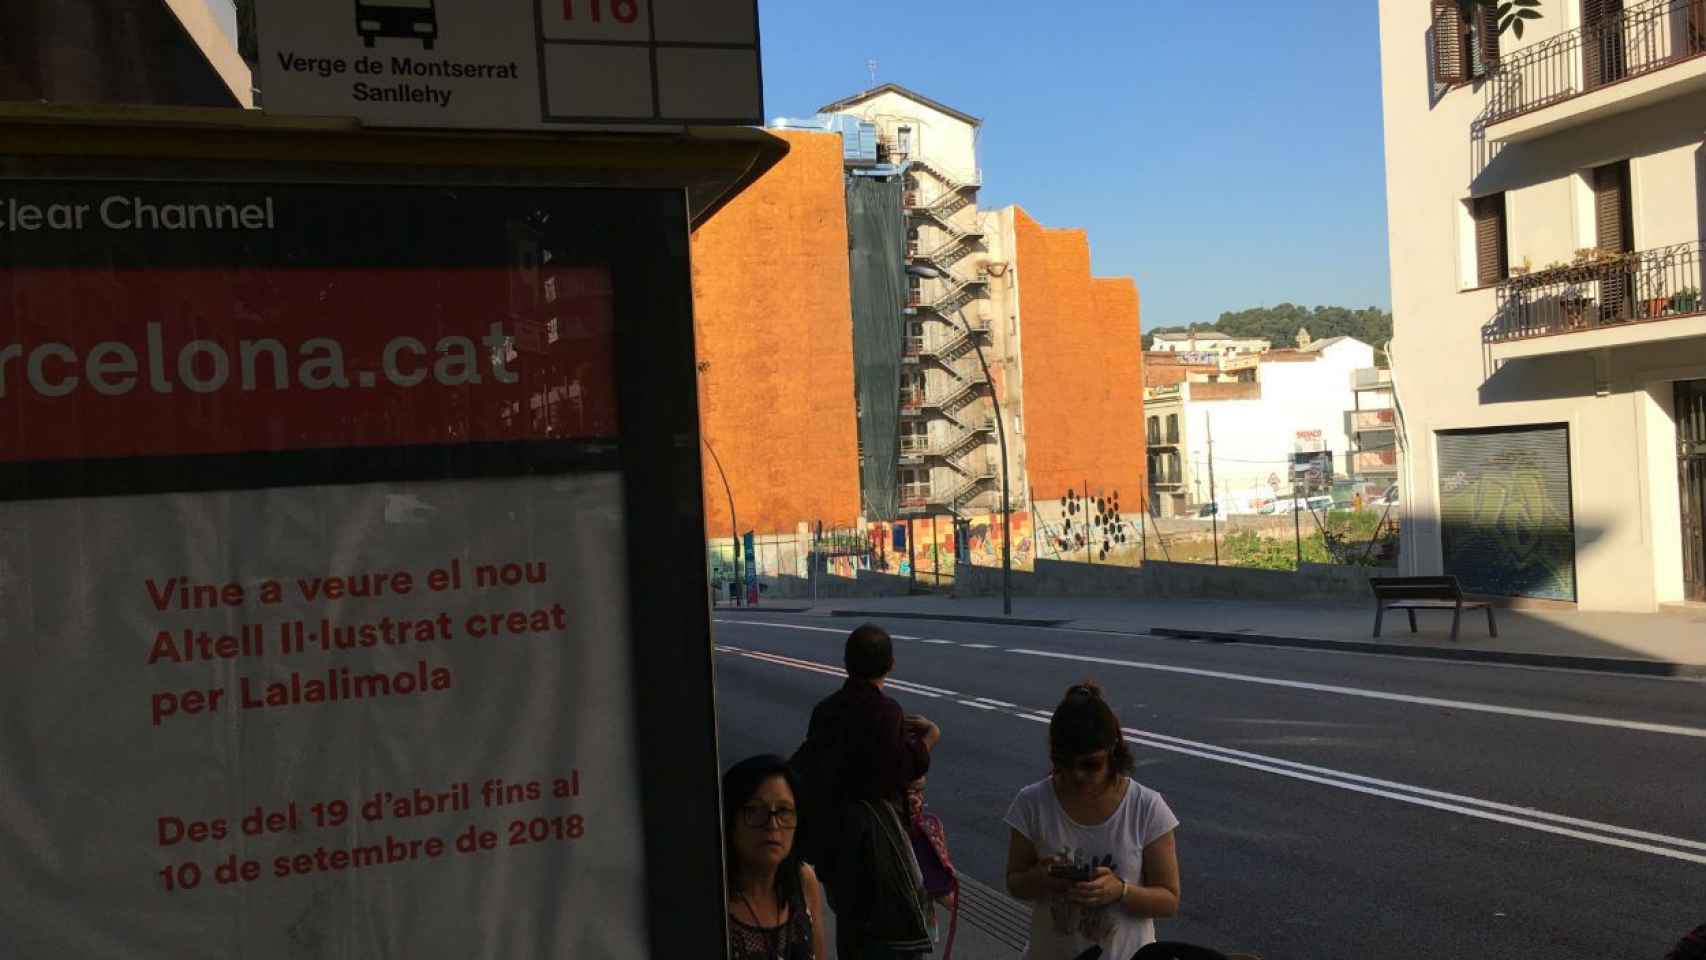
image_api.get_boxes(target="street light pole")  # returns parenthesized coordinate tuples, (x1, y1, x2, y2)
(957, 305, 1013, 616)
(702, 436, 740, 608)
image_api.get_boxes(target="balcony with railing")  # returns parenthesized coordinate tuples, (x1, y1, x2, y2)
(1485, 0, 1706, 141)
(902, 337, 923, 363)
(1148, 461, 1184, 487)
(1351, 408, 1398, 433)
(899, 389, 926, 416)
(899, 482, 932, 513)
(1486, 241, 1706, 359)
(1353, 449, 1400, 476)
(1350, 367, 1394, 392)
(900, 436, 928, 467)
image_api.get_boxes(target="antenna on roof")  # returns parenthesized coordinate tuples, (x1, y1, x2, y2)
(866, 59, 879, 86)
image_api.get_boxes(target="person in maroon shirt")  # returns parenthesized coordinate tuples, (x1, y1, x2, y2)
(801, 623, 940, 958)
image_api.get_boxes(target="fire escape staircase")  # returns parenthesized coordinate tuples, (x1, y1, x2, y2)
(925, 373, 990, 419)
(918, 271, 988, 319)
(920, 323, 992, 367)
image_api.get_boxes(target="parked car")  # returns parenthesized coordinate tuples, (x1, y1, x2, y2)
(1195, 502, 1219, 519)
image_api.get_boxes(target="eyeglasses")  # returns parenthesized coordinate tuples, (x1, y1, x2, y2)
(1066, 751, 1111, 776)
(739, 805, 798, 829)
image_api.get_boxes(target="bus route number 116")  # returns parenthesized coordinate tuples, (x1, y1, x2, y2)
(564, 0, 639, 23)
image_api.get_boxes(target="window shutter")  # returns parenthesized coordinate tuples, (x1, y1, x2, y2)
(1593, 161, 1632, 253)
(1582, 0, 1628, 89)
(1690, 0, 1706, 55)
(1473, 193, 1508, 287)
(1593, 161, 1634, 322)
(1474, 2, 1501, 72)
(1432, 0, 1469, 84)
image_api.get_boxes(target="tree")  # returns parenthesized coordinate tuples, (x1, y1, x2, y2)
(1463, 0, 1544, 40)
(1142, 304, 1393, 357)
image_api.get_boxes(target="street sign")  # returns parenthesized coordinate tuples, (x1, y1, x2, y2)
(256, 0, 762, 129)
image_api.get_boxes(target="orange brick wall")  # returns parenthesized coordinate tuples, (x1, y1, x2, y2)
(690, 131, 862, 536)
(1013, 208, 1146, 507)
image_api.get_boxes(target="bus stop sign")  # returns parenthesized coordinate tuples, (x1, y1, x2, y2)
(257, 0, 763, 129)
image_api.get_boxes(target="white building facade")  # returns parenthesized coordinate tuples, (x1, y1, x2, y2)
(1146, 339, 1380, 516)
(1379, 0, 1706, 609)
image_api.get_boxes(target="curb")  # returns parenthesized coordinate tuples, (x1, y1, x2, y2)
(1149, 627, 1706, 679)
(828, 609, 1068, 628)
(711, 605, 814, 614)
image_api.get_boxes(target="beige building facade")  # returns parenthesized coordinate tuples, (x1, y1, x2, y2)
(1379, 0, 1706, 609)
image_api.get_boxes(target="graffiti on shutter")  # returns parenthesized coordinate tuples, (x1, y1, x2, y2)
(1438, 425, 1576, 601)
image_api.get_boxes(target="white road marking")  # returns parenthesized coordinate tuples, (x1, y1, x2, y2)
(975, 697, 1017, 708)
(1118, 725, 1706, 854)
(717, 645, 1706, 865)
(922, 639, 957, 645)
(717, 619, 847, 634)
(1009, 648, 1706, 740)
(733, 648, 959, 698)
(961, 643, 998, 650)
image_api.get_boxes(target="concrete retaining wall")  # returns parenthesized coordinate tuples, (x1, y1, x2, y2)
(954, 559, 1393, 603)
(759, 571, 916, 600)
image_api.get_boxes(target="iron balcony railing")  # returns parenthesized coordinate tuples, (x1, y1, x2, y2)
(1351, 408, 1398, 433)
(1350, 367, 1394, 391)
(899, 483, 932, 510)
(1147, 427, 1180, 446)
(1485, 0, 1706, 126)
(1488, 241, 1705, 343)
(1354, 450, 1400, 474)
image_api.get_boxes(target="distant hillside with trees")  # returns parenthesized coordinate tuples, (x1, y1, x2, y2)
(1143, 304, 1393, 356)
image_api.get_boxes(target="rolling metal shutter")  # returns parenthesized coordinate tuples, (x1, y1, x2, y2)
(1437, 425, 1577, 600)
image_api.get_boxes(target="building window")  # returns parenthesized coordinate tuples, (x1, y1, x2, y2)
(897, 126, 912, 156)
(1592, 159, 1633, 254)
(1593, 159, 1635, 320)
(1472, 193, 1508, 287)
(1147, 416, 1161, 444)
(1166, 414, 1179, 443)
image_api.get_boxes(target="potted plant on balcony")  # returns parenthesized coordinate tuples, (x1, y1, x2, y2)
(1673, 287, 1702, 314)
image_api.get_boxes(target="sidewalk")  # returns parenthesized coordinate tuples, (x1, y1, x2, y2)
(818, 595, 1706, 678)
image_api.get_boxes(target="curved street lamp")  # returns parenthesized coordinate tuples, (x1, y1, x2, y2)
(702, 436, 741, 608)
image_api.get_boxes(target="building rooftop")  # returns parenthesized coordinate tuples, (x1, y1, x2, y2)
(1300, 335, 1354, 353)
(819, 84, 983, 127)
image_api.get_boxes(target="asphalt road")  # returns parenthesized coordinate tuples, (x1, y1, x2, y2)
(711, 612, 1706, 960)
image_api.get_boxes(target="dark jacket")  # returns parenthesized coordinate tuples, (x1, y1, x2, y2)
(805, 679, 930, 808)
(830, 799, 932, 955)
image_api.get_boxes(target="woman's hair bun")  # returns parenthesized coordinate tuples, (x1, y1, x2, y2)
(1067, 681, 1105, 700)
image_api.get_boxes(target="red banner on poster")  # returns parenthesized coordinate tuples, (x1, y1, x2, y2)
(0, 266, 616, 463)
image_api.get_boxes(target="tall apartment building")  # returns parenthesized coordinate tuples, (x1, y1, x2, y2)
(1379, 0, 1706, 608)
(815, 85, 1014, 518)
(812, 84, 1146, 525)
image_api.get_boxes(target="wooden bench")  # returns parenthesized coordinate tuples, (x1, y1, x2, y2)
(1370, 576, 1497, 641)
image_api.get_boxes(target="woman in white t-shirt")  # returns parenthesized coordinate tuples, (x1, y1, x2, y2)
(1003, 682, 1181, 960)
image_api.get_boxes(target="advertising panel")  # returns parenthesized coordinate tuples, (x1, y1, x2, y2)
(0, 176, 708, 957)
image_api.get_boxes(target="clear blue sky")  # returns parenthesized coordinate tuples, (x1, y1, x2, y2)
(757, 1, 1393, 331)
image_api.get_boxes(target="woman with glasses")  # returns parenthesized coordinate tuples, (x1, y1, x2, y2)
(1003, 682, 1181, 960)
(723, 754, 828, 960)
